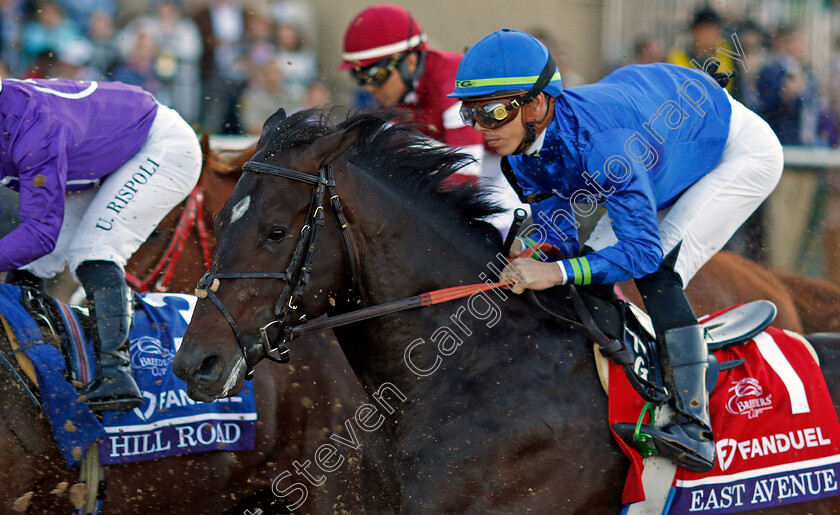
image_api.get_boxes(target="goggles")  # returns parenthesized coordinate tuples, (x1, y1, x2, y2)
(459, 97, 522, 129)
(350, 54, 401, 87)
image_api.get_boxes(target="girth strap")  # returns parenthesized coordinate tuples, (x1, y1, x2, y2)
(526, 286, 670, 404)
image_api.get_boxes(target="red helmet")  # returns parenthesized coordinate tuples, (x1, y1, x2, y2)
(339, 4, 427, 70)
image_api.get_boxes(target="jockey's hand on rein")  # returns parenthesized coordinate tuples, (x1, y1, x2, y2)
(500, 258, 565, 294)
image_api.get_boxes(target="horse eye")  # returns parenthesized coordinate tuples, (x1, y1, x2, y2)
(267, 227, 286, 242)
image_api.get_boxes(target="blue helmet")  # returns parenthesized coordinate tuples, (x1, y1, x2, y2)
(449, 28, 563, 99)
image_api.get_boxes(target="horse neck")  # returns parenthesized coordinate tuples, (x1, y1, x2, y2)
(126, 190, 218, 294)
(331, 172, 521, 399)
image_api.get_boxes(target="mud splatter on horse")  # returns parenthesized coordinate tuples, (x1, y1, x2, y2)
(172, 108, 840, 512)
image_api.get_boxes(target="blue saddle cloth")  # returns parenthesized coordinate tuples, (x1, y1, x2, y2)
(0, 285, 257, 468)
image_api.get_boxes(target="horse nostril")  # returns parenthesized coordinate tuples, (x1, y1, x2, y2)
(195, 354, 222, 386)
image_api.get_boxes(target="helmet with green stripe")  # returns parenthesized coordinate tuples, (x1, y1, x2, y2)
(448, 28, 563, 100)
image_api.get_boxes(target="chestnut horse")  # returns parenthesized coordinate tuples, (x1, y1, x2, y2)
(0, 135, 366, 514)
(173, 108, 840, 513)
(620, 250, 804, 332)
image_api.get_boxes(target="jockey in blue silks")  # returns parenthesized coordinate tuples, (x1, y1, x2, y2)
(450, 28, 783, 472)
(0, 78, 202, 411)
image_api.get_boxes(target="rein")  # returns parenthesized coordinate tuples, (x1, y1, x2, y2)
(126, 186, 212, 293)
(196, 157, 669, 403)
(195, 159, 513, 377)
(286, 282, 511, 340)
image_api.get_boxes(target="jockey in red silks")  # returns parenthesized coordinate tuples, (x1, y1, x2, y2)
(450, 29, 783, 472)
(0, 78, 201, 411)
(339, 3, 485, 183)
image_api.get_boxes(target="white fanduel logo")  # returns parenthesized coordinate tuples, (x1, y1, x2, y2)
(716, 427, 833, 471)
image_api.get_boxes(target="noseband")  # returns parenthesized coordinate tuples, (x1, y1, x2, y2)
(196, 160, 358, 378)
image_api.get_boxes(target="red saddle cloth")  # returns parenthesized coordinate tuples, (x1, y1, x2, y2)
(610, 312, 840, 514)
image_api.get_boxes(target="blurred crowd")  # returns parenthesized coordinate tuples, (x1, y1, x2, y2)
(0, 0, 326, 134)
(626, 7, 839, 148)
(614, 6, 840, 274)
(3, 1, 838, 148)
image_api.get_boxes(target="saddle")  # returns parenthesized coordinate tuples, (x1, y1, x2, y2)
(531, 286, 778, 400)
(4, 286, 86, 401)
(0, 285, 258, 468)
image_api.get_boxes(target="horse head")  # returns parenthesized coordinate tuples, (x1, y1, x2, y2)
(173, 108, 368, 401)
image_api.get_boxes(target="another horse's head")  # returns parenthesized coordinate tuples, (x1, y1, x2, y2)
(173, 107, 495, 401)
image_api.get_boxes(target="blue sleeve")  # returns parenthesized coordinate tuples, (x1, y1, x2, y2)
(527, 194, 579, 259)
(506, 155, 581, 259)
(0, 116, 67, 270)
(560, 131, 663, 285)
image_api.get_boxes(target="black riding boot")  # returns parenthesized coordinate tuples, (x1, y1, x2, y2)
(634, 325, 715, 472)
(613, 244, 715, 472)
(76, 261, 142, 411)
(5, 270, 46, 294)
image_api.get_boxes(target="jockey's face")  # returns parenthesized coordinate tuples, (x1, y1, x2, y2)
(471, 93, 548, 156)
(364, 71, 407, 107)
(360, 52, 417, 108)
(473, 108, 526, 156)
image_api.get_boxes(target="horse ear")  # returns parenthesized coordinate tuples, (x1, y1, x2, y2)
(303, 126, 361, 170)
(256, 108, 288, 151)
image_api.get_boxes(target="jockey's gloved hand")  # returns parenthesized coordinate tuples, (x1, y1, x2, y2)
(705, 61, 736, 89)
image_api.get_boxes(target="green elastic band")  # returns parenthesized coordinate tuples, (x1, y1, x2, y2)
(569, 259, 582, 285)
(455, 72, 561, 89)
(579, 257, 592, 285)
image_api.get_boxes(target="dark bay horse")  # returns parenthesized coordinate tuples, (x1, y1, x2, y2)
(201, 132, 825, 335)
(171, 107, 840, 513)
(0, 135, 365, 513)
(198, 136, 812, 333)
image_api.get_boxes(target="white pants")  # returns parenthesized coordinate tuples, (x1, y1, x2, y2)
(585, 93, 784, 285)
(24, 105, 202, 279)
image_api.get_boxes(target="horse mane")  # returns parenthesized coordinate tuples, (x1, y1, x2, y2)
(262, 107, 504, 230)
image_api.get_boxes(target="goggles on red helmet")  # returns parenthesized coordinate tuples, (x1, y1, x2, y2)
(350, 53, 402, 87)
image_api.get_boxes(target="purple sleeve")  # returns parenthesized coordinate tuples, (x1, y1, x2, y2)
(0, 120, 68, 271)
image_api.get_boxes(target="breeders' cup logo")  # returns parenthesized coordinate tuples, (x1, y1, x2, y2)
(131, 336, 175, 377)
(726, 377, 773, 419)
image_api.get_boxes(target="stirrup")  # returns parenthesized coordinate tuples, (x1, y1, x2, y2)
(78, 378, 143, 411)
(613, 402, 715, 473)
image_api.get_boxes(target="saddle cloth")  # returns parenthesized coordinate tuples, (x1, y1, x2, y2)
(610, 309, 840, 514)
(0, 285, 257, 468)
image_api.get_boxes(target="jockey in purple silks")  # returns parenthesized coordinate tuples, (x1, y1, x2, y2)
(0, 78, 201, 410)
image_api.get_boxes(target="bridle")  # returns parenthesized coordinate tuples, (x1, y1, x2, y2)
(127, 186, 213, 293)
(195, 159, 359, 378)
(193, 155, 668, 404)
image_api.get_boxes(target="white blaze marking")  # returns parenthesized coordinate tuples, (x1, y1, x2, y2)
(230, 195, 251, 225)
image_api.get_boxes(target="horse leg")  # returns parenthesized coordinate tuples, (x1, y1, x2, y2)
(0, 378, 75, 512)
